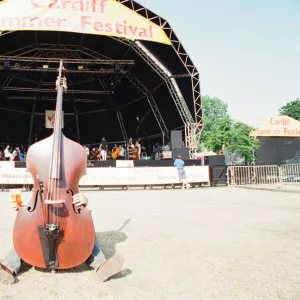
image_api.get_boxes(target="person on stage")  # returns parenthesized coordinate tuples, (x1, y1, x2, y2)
(128, 138, 134, 160)
(0, 192, 125, 285)
(84, 145, 90, 161)
(174, 154, 190, 189)
(4, 145, 13, 161)
(12, 147, 20, 162)
(99, 137, 108, 161)
(135, 140, 141, 160)
(117, 144, 126, 160)
(18, 149, 25, 162)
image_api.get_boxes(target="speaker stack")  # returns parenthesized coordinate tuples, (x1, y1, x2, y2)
(204, 155, 227, 186)
(170, 130, 190, 160)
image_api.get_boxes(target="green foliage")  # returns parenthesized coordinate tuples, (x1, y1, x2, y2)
(279, 98, 300, 120)
(202, 95, 229, 133)
(225, 121, 259, 162)
(199, 95, 259, 162)
(202, 117, 232, 152)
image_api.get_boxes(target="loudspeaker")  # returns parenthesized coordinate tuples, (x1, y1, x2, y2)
(15, 161, 26, 168)
(210, 166, 227, 186)
(204, 155, 225, 166)
(170, 130, 183, 149)
(172, 148, 190, 160)
(185, 160, 203, 166)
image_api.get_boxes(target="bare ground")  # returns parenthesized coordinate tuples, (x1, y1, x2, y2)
(0, 187, 300, 300)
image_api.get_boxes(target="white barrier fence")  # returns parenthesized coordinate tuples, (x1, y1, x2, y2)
(227, 165, 281, 188)
(228, 164, 300, 191)
(280, 164, 300, 183)
(0, 166, 210, 188)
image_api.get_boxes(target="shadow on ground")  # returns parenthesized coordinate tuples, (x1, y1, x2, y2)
(19, 219, 131, 280)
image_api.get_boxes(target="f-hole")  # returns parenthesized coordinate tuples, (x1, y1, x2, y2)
(67, 189, 81, 214)
(27, 190, 39, 212)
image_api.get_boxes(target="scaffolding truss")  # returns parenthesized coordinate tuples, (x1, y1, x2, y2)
(126, 74, 169, 143)
(0, 55, 135, 65)
(112, 37, 198, 155)
(114, 0, 203, 155)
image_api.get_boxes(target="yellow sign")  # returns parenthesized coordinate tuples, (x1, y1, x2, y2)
(0, 0, 171, 44)
(250, 115, 300, 137)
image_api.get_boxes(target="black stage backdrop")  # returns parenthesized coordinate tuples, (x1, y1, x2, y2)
(255, 137, 300, 165)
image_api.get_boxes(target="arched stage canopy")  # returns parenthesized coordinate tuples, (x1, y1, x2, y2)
(0, 0, 202, 153)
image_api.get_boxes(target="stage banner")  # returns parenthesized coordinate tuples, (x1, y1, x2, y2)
(45, 110, 64, 128)
(0, 166, 210, 185)
(0, 161, 15, 169)
(0, 0, 171, 45)
(0, 168, 33, 184)
(250, 115, 300, 137)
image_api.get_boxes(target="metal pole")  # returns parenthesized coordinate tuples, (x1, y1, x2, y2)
(28, 99, 36, 146)
(75, 107, 80, 143)
(116, 110, 128, 143)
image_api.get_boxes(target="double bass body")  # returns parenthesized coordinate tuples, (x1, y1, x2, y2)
(12, 61, 95, 270)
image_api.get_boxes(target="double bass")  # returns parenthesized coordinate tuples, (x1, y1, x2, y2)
(13, 61, 95, 270)
(111, 146, 121, 160)
(132, 138, 141, 160)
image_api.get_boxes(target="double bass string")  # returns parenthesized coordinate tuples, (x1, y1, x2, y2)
(46, 60, 64, 226)
(54, 61, 64, 226)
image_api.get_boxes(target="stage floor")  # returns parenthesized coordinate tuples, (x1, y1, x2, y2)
(1, 188, 299, 299)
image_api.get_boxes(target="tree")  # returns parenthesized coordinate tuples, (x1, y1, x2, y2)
(198, 95, 229, 151)
(199, 95, 259, 162)
(202, 117, 232, 152)
(225, 121, 259, 162)
(201, 95, 229, 133)
(279, 98, 300, 120)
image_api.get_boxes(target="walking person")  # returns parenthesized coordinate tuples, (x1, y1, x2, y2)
(174, 154, 190, 189)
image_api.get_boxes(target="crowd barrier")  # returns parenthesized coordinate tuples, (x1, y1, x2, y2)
(0, 161, 210, 190)
(227, 164, 300, 192)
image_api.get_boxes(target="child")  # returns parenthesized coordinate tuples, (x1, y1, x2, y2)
(174, 154, 190, 189)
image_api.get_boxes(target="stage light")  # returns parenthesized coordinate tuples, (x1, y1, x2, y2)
(136, 116, 140, 121)
(43, 65, 49, 69)
(3, 61, 10, 69)
(114, 64, 121, 72)
(78, 65, 84, 70)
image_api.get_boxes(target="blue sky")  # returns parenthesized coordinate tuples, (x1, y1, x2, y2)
(137, 0, 300, 126)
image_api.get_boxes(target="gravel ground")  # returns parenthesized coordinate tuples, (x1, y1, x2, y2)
(0, 187, 300, 300)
